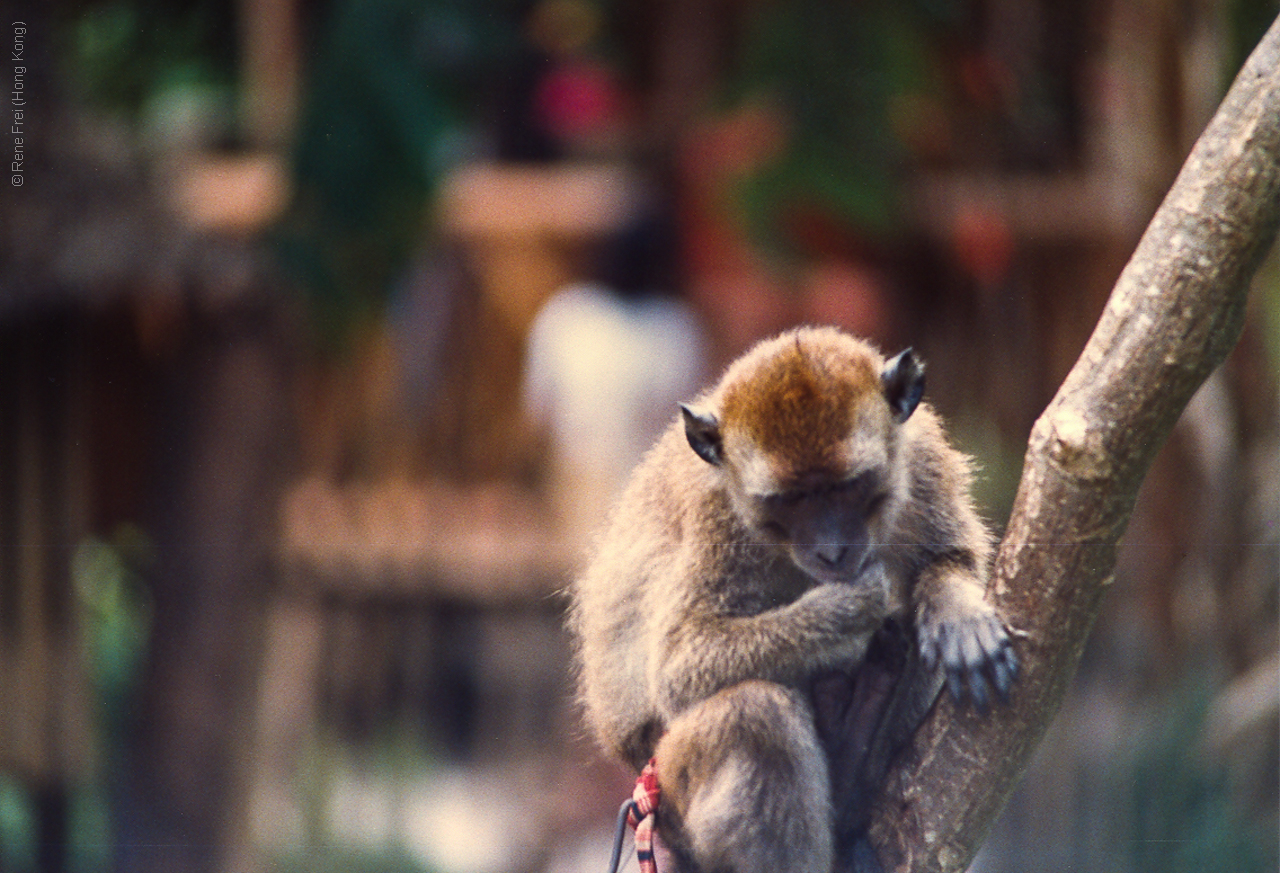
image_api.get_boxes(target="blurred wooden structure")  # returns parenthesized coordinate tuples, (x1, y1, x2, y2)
(278, 477, 574, 603)
(0, 309, 94, 873)
(239, 476, 579, 865)
(237, 162, 642, 869)
(0, 83, 297, 870)
(436, 162, 641, 479)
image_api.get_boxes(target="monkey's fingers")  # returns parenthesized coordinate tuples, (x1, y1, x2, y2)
(988, 636, 1019, 702)
(921, 622, 973, 704)
(958, 623, 995, 711)
(935, 627, 965, 702)
(917, 622, 945, 674)
(925, 613, 1019, 710)
(967, 622, 1019, 708)
(966, 666, 991, 712)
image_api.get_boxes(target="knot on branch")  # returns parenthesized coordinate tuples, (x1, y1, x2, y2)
(1042, 407, 1112, 481)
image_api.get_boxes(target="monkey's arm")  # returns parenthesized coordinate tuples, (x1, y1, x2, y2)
(655, 578, 891, 716)
(898, 429, 1018, 708)
(913, 556, 1018, 708)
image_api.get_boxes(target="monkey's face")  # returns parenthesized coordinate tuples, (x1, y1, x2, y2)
(680, 332, 925, 586)
(721, 407, 900, 585)
(749, 466, 892, 584)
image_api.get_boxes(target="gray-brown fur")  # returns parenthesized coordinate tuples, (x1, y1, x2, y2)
(569, 326, 1017, 873)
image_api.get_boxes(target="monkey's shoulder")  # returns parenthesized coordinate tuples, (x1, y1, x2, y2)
(613, 422, 727, 537)
(597, 424, 804, 599)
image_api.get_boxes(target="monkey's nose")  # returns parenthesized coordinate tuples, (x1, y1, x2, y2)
(814, 544, 848, 568)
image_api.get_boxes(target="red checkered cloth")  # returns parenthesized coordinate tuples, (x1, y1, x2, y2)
(627, 758, 662, 873)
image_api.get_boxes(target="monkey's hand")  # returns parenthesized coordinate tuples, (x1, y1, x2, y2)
(658, 578, 894, 713)
(916, 580, 1018, 710)
(802, 578, 893, 631)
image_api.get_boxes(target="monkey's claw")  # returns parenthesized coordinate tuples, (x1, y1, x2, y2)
(919, 611, 1019, 710)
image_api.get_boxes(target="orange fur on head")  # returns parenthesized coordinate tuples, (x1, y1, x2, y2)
(719, 329, 882, 485)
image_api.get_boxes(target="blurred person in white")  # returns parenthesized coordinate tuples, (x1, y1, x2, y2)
(523, 211, 708, 548)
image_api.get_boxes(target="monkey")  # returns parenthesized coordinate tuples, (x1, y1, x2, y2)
(569, 326, 1017, 873)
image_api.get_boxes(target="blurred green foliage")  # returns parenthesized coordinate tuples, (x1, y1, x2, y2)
(0, 780, 36, 872)
(73, 528, 153, 726)
(0, 779, 108, 873)
(274, 0, 524, 348)
(726, 0, 959, 255)
(1122, 685, 1276, 873)
(0, 531, 153, 873)
(57, 0, 237, 119)
(270, 726, 445, 873)
(1230, 0, 1280, 74)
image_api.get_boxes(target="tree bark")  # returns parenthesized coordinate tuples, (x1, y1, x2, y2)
(867, 14, 1280, 873)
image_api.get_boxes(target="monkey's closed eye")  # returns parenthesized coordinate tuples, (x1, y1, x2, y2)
(777, 491, 806, 507)
(833, 473, 882, 499)
(761, 520, 789, 541)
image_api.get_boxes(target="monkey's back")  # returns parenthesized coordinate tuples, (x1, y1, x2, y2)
(569, 417, 722, 767)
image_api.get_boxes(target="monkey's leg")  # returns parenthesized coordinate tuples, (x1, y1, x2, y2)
(814, 622, 944, 873)
(655, 680, 832, 873)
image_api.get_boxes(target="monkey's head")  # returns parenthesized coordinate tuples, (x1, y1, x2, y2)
(680, 328, 925, 585)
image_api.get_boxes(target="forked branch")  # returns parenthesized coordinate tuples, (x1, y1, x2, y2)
(867, 14, 1280, 873)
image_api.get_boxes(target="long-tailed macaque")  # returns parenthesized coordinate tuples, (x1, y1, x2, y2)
(570, 326, 1017, 873)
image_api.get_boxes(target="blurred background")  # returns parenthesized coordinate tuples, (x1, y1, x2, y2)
(0, 0, 1276, 871)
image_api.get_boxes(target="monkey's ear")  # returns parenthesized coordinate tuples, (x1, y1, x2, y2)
(680, 403, 724, 465)
(882, 348, 926, 423)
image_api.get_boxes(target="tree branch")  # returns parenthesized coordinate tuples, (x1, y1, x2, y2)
(867, 14, 1280, 873)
